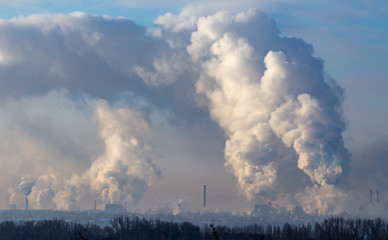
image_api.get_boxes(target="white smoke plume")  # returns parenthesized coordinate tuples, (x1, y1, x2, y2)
(295, 185, 347, 214)
(3, 95, 160, 211)
(55, 185, 78, 211)
(31, 174, 57, 210)
(161, 9, 350, 213)
(18, 178, 36, 196)
(0, 10, 167, 209)
(84, 100, 161, 205)
(36, 187, 55, 209)
(51, 100, 161, 210)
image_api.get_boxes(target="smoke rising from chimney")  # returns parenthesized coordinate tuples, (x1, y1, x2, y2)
(49, 100, 161, 210)
(183, 10, 349, 213)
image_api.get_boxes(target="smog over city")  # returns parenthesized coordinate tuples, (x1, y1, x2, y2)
(0, 0, 387, 226)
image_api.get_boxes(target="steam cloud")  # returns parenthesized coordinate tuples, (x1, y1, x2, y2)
(80, 100, 161, 205)
(19, 178, 36, 196)
(52, 100, 161, 210)
(0, 9, 358, 213)
(156, 9, 350, 213)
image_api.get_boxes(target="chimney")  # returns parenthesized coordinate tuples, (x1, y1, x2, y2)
(377, 190, 380, 203)
(125, 202, 127, 212)
(370, 189, 373, 204)
(94, 200, 97, 210)
(25, 196, 28, 211)
(203, 184, 206, 208)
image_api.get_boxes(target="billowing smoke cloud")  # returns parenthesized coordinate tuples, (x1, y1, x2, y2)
(55, 185, 78, 211)
(36, 187, 55, 209)
(30, 174, 57, 210)
(45, 100, 160, 210)
(1, 92, 160, 210)
(0, 13, 169, 210)
(154, 9, 350, 213)
(50, 100, 161, 210)
(81, 100, 161, 205)
(18, 178, 36, 196)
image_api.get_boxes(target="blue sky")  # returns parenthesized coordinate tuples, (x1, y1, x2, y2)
(0, 0, 185, 24)
(0, 0, 387, 213)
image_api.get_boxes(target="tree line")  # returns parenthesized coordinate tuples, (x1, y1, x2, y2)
(0, 216, 386, 240)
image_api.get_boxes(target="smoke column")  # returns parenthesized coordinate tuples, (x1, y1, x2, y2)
(90, 100, 161, 205)
(181, 9, 349, 213)
(9, 99, 162, 211)
(53, 100, 161, 209)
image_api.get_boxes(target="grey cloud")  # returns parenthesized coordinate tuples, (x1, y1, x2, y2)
(0, 13, 185, 97)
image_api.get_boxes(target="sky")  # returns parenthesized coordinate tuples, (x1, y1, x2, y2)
(0, 0, 387, 215)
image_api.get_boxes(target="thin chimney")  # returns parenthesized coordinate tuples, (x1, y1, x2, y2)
(377, 190, 380, 203)
(370, 189, 373, 204)
(203, 184, 206, 208)
(25, 196, 28, 211)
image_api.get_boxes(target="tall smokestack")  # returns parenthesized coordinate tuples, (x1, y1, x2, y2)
(203, 184, 206, 208)
(376, 190, 380, 203)
(370, 189, 373, 204)
(94, 200, 96, 210)
(25, 196, 28, 211)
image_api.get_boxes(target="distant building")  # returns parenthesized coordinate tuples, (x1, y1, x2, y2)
(105, 204, 126, 213)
